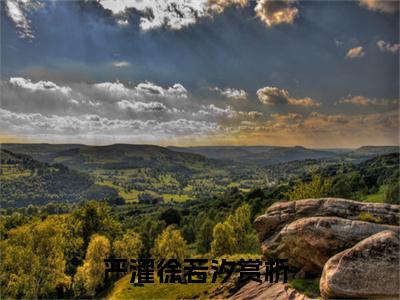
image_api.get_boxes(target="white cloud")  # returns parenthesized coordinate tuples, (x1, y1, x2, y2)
(337, 95, 397, 106)
(0, 108, 221, 141)
(117, 99, 169, 112)
(256, 86, 320, 106)
(98, 0, 299, 31)
(196, 104, 237, 118)
(112, 61, 131, 67)
(211, 86, 248, 100)
(254, 0, 299, 27)
(359, 0, 399, 13)
(345, 46, 365, 59)
(377, 40, 400, 54)
(5, 0, 39, 39)
(9, 77, 72, 95)
(99, 0, 210, 31)
(94, 81, 130, 98)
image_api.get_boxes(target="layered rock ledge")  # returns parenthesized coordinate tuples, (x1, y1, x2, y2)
(229, 198, 400, 300)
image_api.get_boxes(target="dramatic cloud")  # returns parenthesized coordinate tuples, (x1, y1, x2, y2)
(98, 0, 299, 31)
(112, 61, 131, 67)
(254, 0, 299, 27)
(232, 111, 399, 147)
(1, 77, 262, 143)
(345, 46, 365, 59)
(337, 95, 397, 106)
(256, 87, 320, 106)
(4, 0, 42, 39)
(99, 0, 209, 31)
(0, 108, 221, 142)
(6, 0, 300, 38)
(377, 40, 400, 54)
(359, 0, 399, 13)
(208, 0, 248, 13)
(211, 87, 248, 100)
(9, 77, 72, 95)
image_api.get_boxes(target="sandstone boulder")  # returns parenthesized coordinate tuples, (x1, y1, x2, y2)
(229, 282, 310, 300)
(320, 230, 400, 299)
(254, 198, 399, 242)
(260, 216, 399, 273)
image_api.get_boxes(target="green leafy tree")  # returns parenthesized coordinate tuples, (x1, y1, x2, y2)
(73, 234, 111, 297)
(140, 219, 166, 257)
(210, 222, 237, 257)
(151, 225, 188, 264)
(196, 219, 214, 254)
(285, 175, 332, 200)
(211, 204, 259, 256)
(385, 180, 399, 204)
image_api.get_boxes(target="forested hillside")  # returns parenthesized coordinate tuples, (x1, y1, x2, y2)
(0, 149, 116, 207)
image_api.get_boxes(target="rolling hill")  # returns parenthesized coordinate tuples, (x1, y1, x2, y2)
(0, 149, 117, 208)
(168, 145, 339, 165)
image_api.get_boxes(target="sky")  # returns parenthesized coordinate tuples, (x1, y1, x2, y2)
(0, 0, 399, 148)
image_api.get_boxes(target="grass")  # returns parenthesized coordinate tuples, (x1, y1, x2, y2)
(162, 194, 192, 203)
(364, 185, 387, 203)
(0, 165, 31, 179)
(96, 180, 140, 202)
(106, 274, 214, 300)
(288, 279, 320, 298)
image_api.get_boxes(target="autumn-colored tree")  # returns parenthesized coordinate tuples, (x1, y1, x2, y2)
(151, 225, 188, 264)
(73, 234, 111, 297)
(113, 230, 142, 259)
(0, 217, 70, 299)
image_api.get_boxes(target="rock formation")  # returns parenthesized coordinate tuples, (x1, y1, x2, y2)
(227, 198, 399, 299)
(320, 230, 399, 299)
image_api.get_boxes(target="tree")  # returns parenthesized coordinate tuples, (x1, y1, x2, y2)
(151, 226, 188, 264)
(285, 175, 332, 200)
(227, 204, 258, 253)
(140, 219, 166, 257)
(73, 234, 111, 297)
(66, 201, 122, 274)
(113, 230, 142, 259)
(385, 180, 399, 204)
(210, 222, 237, 257)
(210, 204, 259, 257)
(196, 219, 214, 254)
(159, 208, 181, 225)
(0, 218, 70, 299)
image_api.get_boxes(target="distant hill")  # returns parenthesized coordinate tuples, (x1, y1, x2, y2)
(0, 149, 117, 208)
(169, 145, 339, 165)
(346, 146, 399, 158)
(1, 143, 216, 173)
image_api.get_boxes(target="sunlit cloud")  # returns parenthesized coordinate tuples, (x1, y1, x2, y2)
(256, 86, 320, 107)
(377, 40, 400, 54)
(359, 0, 399, 13)
(337, 95, 398, 106)
(345, 46, 365, 59)
(254, 0, 298, 27)
(211, 86, 248, 100)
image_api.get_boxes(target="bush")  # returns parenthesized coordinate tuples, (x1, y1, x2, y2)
(358, 212, 381, 224)
(288, 279, 320, 298)
(385, 181, 399, 204)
